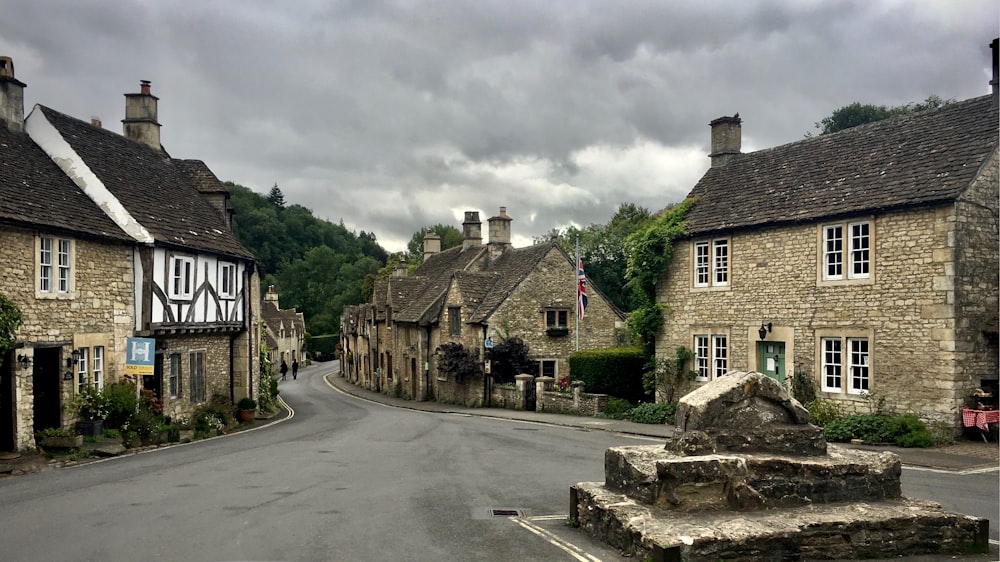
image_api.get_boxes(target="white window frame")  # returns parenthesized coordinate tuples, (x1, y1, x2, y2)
(693, 335, 710, 381)
(76, 348, 90, 394)
(92, 346, 104, 392)
(693, 333, 727, 381)
(712, 240, 728, 286)
(694, 242, 710, 287)
(821, 221, 871, 282)
(219, 262, 237, 299)
(38, 236, 74, 296)
(820, 337, 842, 392)
(822, 225, 843, 280)
(848, 222, 870, 279)
(848, 337, 869, 394)
(169, 255, 196, 300)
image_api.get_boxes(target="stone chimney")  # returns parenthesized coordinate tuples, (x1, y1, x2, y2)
(990, 38, 998, 100)
(122, 80, 161, 150)
(709, 114, 741, 168)
(487, 206, 512, 259)
(265, 285, 279, 307)
(0, 56, 26, 132)
(462, 211, 482, 250)
(91, 117, 102, 129)
(423, 230, 441, 260)
(392, 257, 408, 277)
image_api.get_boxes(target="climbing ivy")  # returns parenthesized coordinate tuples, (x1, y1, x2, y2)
(436, 342, 481, 382)
(624, 199, 693, 357)
(0, 293, 22, 367)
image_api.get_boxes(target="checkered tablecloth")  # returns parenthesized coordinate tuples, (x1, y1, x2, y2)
(962, 408, 999, 431)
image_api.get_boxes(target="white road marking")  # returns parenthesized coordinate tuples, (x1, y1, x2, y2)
(511, 516, 603, 562)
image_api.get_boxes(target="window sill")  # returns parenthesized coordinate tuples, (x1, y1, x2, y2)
(546, 328, 569, 337)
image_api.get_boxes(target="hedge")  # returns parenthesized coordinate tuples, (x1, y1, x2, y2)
(568, 347, 647, 403)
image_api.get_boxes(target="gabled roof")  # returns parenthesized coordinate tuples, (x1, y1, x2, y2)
(31, 105, 255, 259)
(392, 245, 487, 324)
(0, 125, 133, 241)
(685, 95, 999, 236)
(467, 242, 554, 323)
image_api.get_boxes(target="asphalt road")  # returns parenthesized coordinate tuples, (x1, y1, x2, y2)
(0, 362, 995, 561)
(0, 363, 654, 561)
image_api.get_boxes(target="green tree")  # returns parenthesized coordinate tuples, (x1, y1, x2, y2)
(266, 183, 286, 209)
(0, 293, 22, 368)
(812, 96, 953, 135)
(406, 224, 463, 264)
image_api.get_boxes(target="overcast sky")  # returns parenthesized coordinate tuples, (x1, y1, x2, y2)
(2, 1, 996, 252)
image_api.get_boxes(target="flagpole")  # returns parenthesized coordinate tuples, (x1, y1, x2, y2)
(575, 236, 580, 352)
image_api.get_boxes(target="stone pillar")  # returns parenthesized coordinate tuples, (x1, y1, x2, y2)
(572, 381, 585, 410)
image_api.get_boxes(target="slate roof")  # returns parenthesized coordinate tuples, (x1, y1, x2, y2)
(0, 125, 133, 241)
(467, 242, 554, 323)
(173, 159, 230, 195)
(685, 95, 999, 236)
(37, 106, 255, 259)
(392, 245, 487, 324)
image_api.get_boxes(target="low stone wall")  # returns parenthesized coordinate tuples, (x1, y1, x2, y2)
(489, 379, 607, 416)
(490, 385, 521, 409)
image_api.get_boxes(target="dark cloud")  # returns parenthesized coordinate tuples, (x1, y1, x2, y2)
(2, 0, 996, 251)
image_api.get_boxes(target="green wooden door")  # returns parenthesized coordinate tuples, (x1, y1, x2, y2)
(757, 342, 786, 384)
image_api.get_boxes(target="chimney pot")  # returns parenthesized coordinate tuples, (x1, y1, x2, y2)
(140, 80, 151, 95)
(91, 117, 102, 128)
(709, 114, 741, 168)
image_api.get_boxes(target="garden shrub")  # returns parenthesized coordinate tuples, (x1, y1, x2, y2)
(823, 413, 934, 447)
(103, 381, 139, 429)
(628, 402, 676, 425)
(806, 398, 844, 427)
(569, 347, 646, 402)
(601, 397, 634, 420)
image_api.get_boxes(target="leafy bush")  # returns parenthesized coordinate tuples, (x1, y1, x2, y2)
(806, 398, 844, 427)
(823, 414, 934, 447)
(237, 397, 257, 411)
(436, 342, 481, 382)
(601, 397, 634, 420)
(791, 373, 817, 406)
(489, 337, 536, 384)
(628, 402, 676, 425)
(569, 347, 647, 402)
(103, 381, 139, 429)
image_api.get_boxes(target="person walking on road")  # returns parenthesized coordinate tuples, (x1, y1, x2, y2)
(292, 359, 299, 380)
(280, 360, 288, 381)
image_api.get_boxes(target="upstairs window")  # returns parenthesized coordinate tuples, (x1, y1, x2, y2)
(448, 307, 461, 338)
(219, 263, 236, 299)
(39, 236, 74, 295)
(694, 239, 729, 288)
(169, 255, 195, 300)
(822, 221, 871, 281)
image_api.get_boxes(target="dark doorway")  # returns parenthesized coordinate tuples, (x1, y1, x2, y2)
(525, 377, 536, 411)
(32, 347, 62, 432)
(144, 353, 163, 400)
(1, 350, 14, 451)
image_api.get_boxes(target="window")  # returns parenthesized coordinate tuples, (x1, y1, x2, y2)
(694, 243, 710, 286)
(169, 255, 195, 299)
(822, 221, 871, 281)
(848, 338, 869, 394)
(77, 348, 89, 394)
(693, 334, 727, 381)
(169, 354, 181, 398)
(545, 310, 568, 329)
(219, 263, 236, 299)
(693, 239, 728, 288)
(693, 335, 710, 380)
(92, 346, 104, 392)
(713, 335, 728, 378)
(819, 335, 870, 395)
(189, 351, 205, 402)
(39, 236, 73, 295)
(448, 307, 461, 338)
(539, 360, 556, 378)
(821, 338, 842, 392)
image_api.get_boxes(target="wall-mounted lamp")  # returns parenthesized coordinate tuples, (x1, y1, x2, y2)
(758, 322, 773, 341)
(66, 348, 82, 368)
(16, 354, 31, 370)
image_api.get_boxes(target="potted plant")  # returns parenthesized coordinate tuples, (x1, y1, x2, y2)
(237, 397, 257, 423)
(68, 387, 109, 437)
(37, 427, 83, 449)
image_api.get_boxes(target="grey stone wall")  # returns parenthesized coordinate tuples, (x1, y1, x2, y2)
(2, 227, 134, 450)
(656, 189, 998, 424)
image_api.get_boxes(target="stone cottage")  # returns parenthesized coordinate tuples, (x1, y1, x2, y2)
(261, 285, 306, 368)
(341, 208, 626, 405)
(0, 58, 261, 451)
(656, 90, 998, 427)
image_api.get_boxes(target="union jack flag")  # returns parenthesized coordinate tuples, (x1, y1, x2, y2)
(577, 259, 588, 319)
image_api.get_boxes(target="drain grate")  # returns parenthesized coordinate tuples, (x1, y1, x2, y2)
(489, 508, 525, 518)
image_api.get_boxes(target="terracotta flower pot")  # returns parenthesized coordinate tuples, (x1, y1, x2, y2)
(238, 409, 255, 423)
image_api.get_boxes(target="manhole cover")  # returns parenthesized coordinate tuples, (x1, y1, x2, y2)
(489, 508, 525, 517)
